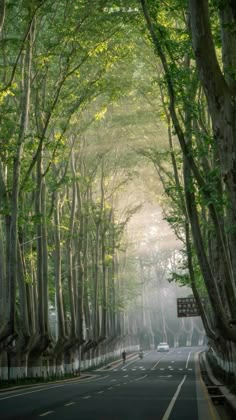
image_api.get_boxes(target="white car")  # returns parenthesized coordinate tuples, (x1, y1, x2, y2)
(157, 342, 169, 352)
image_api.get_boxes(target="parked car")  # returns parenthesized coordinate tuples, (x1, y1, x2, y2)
(157, 342, 169, 352)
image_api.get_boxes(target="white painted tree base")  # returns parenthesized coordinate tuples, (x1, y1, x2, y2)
(0, 344, 139, 380)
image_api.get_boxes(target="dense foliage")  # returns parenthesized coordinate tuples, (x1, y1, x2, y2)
(0, 0, 236, 380)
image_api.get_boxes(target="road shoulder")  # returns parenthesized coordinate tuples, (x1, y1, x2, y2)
(195, 352, 221, 420)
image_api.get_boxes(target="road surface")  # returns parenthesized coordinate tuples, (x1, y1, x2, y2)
(0, 347, 222, 420)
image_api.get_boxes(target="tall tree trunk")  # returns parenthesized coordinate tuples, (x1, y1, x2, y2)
(0, 17, 33, 341)
(67, 153, 77, 342)
(189, 0, 236, 315)
(93, 224, 100, 338)
(0, 220, 6, 324)
(54, 189, 66, 341)
(76, 176, 85, 343)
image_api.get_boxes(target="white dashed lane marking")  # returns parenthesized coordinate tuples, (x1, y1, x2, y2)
(39, 411, 54, 417)
(64, 402, 75, 406)
(83, 396, 92, 399)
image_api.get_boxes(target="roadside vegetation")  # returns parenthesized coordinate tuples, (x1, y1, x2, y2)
(0, 0, 236, 386)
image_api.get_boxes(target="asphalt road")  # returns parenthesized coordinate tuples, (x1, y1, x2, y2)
(0, 347, 221, 420)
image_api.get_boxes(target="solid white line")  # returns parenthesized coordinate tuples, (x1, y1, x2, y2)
(133, 374, 148, 382)
(161, 376, 187, 420)
(79, 375, 110, 383)
(121, 358, 138, 370)
(64, 402, 75, 406)
(185, 351, 192, 368)
(0, 373, 110, 401)
(0, 384, 65, 400)
(39, 411, 54, 417)
(66, 375, 110, 384)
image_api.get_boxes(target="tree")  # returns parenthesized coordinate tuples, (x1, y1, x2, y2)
(139, 0, 236, 370)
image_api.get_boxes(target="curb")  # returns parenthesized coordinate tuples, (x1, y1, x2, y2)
(201, 351, 236, 414)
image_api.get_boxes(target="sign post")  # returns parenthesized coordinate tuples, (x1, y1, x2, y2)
(177, 297, 204, 318)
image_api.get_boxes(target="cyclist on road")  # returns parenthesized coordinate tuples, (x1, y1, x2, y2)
(122, 349, 126, 364)
(139, 348, 144, 359)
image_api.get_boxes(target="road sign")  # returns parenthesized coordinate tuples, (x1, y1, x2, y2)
(177, 297, 202, 317)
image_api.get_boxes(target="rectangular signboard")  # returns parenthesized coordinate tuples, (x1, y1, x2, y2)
(177, 297, 202, 318)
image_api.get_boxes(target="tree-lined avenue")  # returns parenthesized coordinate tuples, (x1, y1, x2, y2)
(0, 347, 220, 420)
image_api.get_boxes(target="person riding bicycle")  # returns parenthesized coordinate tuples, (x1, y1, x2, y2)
(139, 348, 144, 359)
(122, 349, 126, 363)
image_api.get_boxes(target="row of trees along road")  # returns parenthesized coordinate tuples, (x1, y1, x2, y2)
(1, 0, 236, 381)
(139, 0, 236, 376)
(0, 1, 143, 379)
